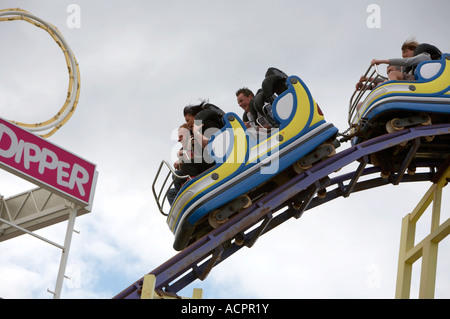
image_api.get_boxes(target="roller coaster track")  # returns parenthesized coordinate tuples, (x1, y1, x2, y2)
(113, 123, 450, 299)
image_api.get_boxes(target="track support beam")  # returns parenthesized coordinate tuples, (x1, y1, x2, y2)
(395, 160, 450, 299)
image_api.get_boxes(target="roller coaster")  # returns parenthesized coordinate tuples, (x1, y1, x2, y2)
(1, 8, 448, 299)
(114, 54, 450, 299)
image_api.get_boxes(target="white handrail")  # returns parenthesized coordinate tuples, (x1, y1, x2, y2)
(152, 160, 192, 216)
(348, 63, 388, 126)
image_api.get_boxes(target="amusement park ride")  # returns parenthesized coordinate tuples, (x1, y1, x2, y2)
(1, 9, 449, 299)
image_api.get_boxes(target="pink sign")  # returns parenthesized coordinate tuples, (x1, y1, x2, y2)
(0, 118, 97, 206)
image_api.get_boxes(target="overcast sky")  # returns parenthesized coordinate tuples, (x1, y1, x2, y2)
(0, 0, 449, 299)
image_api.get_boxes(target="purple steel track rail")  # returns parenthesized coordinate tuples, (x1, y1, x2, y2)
(113, 123, 450, 299)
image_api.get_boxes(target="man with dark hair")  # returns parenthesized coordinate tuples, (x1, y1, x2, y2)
(236, 87, 256, 128)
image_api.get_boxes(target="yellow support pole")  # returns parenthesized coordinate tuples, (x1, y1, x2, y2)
(140, 274, 203, 299)
(141, 275, 157, 299)
(395, 163, 450, 299)
(396, 215, 416, 299)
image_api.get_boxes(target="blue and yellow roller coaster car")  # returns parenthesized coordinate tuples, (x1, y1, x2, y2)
(154, 72, 339, 251)
(348, 54, 450, 174)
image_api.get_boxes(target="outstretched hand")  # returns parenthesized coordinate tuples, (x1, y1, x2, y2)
(371, 59, 389, 66)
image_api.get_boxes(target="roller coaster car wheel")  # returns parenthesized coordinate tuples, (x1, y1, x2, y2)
(325, 143, 336, 158)
(386, 114, 433, 146)
(293, 143, 336, 174)
(208, 209, 228, 229)
(407, 166, 416, 175)
(293, 162, 312, 174)
(419, 114, 432, 126)
(369, 153, 380, 166)
(317, 188, 327, 199)
(233, 232, 245, 246)
(420, 115, 434, 142)
(208, 195, 252, 229)
(380, 170, 390, 179)
(385, 118, 403, 133)
(386, 114, 432, 134)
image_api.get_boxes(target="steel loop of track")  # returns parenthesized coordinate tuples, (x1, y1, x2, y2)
(0, 8, 80, 138)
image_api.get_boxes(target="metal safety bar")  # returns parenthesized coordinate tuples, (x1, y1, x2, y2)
(152, 160, 192, 217)
(348, 64, 388, 126)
